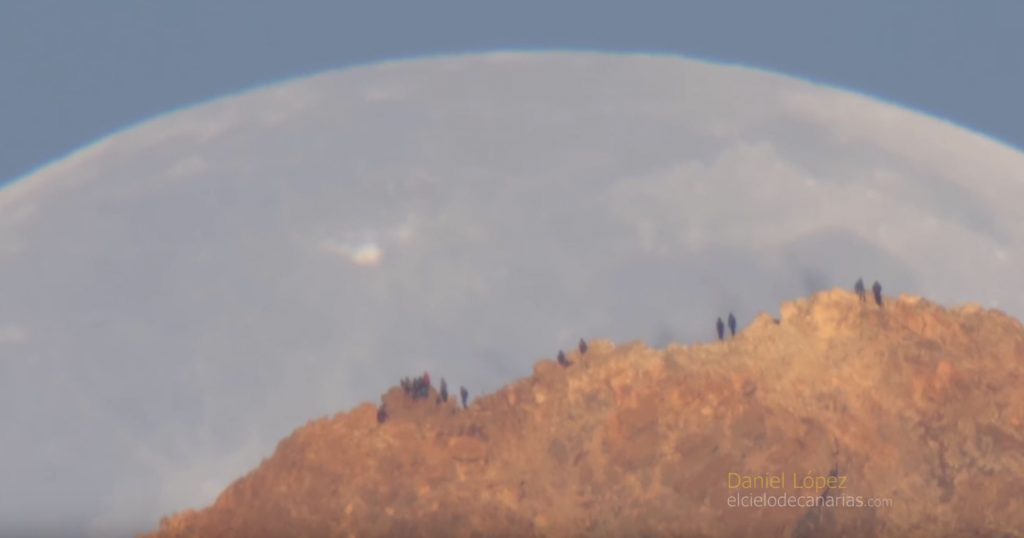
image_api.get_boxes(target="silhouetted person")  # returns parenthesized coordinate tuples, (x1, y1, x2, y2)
(578, 338, 588, 355)
(872, 281, 883, 307)
(423, 371, 431, 389)
(412, 376, 430, 400)
(460, 386, 469, 409)
(377, 404, 388, 424)
(854, 278, 866, 302)
(557, 350, 572, 367)
(716, 317, 725, 341)
(440, 378, 448, 403)
(727, 313, 737, 337)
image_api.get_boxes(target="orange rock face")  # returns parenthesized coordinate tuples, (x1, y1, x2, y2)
(142, 289, 1024, 537)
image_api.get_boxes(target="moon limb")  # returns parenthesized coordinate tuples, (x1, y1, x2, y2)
(1, 51, 1022, 536)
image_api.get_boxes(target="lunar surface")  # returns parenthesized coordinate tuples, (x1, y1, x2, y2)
(1, 52, 1021, 536)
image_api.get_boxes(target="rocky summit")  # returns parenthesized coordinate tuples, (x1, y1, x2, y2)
(143, 289, 1024, 537)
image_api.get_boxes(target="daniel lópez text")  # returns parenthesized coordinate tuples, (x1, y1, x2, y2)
(726, 471, 894, 509)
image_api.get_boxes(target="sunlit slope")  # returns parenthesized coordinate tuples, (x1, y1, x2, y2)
(145, 289, 1024, 537)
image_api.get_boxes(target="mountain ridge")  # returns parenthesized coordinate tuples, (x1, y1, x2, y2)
(143, 289, 1024, 537)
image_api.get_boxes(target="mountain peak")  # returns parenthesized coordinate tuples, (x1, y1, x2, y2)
(143, 291, 1024, 537)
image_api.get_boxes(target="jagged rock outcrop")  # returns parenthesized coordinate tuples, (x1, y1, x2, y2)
(143, 289, 1024, 537)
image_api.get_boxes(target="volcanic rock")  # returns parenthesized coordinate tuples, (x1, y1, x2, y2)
(143, 289, 1024, 537)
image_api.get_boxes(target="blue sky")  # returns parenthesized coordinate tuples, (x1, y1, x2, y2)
(1, 1, 1022, 187)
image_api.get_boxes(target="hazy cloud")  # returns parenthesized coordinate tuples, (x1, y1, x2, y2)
(318, 238, 384, 266)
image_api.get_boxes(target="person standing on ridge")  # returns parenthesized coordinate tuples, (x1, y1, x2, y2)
(854, 278, 866, 302)
(460, 386, 469, 409)
(440, 378, 448, 403)
(376, 404, 388, 424)
(716, 317, 725, 341)
(728, 313, 737, 337)
(557, 350, 572, 367)
(578, 338, 588, 355)
(872, 281, 883, 307)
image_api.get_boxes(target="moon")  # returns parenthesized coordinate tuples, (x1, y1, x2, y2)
(1, 51, 1021, 536)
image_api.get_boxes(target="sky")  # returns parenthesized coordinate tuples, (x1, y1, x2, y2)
(2, 1, 1024, 189)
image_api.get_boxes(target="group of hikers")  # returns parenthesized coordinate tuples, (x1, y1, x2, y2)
(855, 277, 884, 307)
(714, 278, 884, 340)
(556, 338, 588, 367)
(378, 372, 470, 424)
(377, 340, 590, 424)
(378, 278, 888, 425)
(715, 313, 738, 341)
(400, 372, 435, 400)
